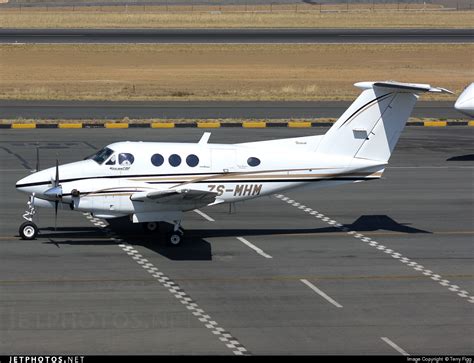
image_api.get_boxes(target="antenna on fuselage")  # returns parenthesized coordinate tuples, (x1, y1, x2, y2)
(198, 132, 211, 145)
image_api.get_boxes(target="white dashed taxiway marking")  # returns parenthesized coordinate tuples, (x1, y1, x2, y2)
(300, 279, 343, 308)
(194, 209, 216, 222)
(381, 337, 410, 356)
(275, 194, 474, 304)
(82, 212, 250, 356)
(193, 209, 271, 259)
(236, 236, 273, 259)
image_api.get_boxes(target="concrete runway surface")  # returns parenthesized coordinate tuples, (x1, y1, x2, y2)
(1, 29, 473, 44)
(0, 127, 473, 355)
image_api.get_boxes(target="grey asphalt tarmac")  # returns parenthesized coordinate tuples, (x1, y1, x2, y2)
(1, 127, 473, 355)
(1, 29, 473, 44)
(0, 100, 466, 120)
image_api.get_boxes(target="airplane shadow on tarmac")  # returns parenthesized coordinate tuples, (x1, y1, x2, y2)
(37, 215, 430, 261)
(446, 154, 474, 161)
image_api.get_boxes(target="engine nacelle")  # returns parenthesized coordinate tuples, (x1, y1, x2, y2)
(33, 198, 72, 210)
(92, 213, 127, 219)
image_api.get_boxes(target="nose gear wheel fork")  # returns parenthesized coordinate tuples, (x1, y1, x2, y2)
(20, 194, 39, 240)
(22, 193, 37, 222)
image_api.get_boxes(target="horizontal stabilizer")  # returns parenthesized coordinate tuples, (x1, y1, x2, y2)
(355, 81, 453, 94)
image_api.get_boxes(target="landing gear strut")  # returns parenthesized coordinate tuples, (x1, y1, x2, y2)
(20, 194, 38, 240)
(167, 220, 184, 246)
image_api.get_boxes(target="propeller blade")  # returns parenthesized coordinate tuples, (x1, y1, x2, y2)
(55, 159, 59, 187)
(54, 200, 58, 231)
(54, 160, 60, 231)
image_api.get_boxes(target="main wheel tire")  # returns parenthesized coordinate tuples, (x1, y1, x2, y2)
(142, 222, 159, 233)
(168, 232, 182, 246)
(19, 221, 38, 240)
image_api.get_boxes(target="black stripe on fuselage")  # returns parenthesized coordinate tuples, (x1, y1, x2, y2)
(15, 171, 224, 188)
(16, 168, 381, 188)
(16, 171, 379, 188)
(146, 177, 375, 184)
(58, 177, 377, 197)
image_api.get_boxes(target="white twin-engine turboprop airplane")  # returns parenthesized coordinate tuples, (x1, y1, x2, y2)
(16, 81, 452, 245)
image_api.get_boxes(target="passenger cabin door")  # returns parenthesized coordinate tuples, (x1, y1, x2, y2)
(211, 148, 236, 173)
(196, 147, 211, 171)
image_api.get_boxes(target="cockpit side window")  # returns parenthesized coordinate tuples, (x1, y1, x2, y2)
(105, 154, 116, 165)
(91, 147, 114, 165)
(119, 153, 135, 166)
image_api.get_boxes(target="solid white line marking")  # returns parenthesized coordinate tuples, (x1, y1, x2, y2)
(236, 237, 272, 259)
(300, 279, 343, 308)
(381, 337, 409, 356)
(194, 209, 215, 222)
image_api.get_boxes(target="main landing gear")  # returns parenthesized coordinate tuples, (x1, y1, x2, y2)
(141, 220, 184, 246)
(167, 220, 184, 246)
(19, 194, 39, 240)
(142, 221, 160, 233)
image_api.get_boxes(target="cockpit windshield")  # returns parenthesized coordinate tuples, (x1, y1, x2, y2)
(90, 147, 114, 164)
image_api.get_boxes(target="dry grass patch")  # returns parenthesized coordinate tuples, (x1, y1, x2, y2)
(0, 44, 472, 101)
(0, 8, 472, 29)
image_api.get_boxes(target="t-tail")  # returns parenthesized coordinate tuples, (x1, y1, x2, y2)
(315, 81, 453, 167)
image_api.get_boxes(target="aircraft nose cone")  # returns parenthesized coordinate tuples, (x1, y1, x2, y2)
(16, 174, 34, 192)
(16, 169, 50, 195)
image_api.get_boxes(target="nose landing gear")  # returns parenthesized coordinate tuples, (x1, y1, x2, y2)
(20, 194, 39, 240)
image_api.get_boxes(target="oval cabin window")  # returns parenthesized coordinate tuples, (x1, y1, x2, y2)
(151, 154, 164, 167)
(169, 154, 182, 167)
(186, 154, 199, 167)
(247, 157, 261, 167)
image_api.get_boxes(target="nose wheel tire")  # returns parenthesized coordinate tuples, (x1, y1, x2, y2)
(19, 221, 38, 240)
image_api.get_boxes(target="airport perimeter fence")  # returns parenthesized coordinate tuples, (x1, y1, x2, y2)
(1, 1, 473, 13)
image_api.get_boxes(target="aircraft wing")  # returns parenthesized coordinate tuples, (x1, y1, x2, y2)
(130, 188, 218, 205)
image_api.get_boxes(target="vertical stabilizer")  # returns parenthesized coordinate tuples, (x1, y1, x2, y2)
(315, 81, 452, 163)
